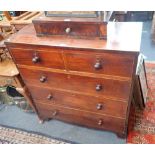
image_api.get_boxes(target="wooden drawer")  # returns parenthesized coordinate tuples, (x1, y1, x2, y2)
(28, 85, 128, 118)
(19, 67, 131, 100)
(9, 48, 65, 69)
(36, 102, 126, 134)
(33, 21, 107, 39)
(65, 50, 135, 77)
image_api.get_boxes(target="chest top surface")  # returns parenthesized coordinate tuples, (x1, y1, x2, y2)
(5, 22, 142, 52)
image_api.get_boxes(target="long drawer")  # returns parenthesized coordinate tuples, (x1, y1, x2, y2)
(28, 85, 128, 118)
(9, 48, 65, 69)
(19, 67, 131, 100)
(64, 49, 136, 77)
(36, 102, 126, 134)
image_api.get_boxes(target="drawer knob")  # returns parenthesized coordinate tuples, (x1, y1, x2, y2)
(47, 94, 53, 100)
(94, 62, 102, 70)
(52, 110, 58, 116)
(98, 119, 103, 126)
(40, 76, 47, 83)
(32, 56, 40, 63)
(96, 103, 103, 110)
(65, 27, 71, 34)
(96, 84, 102, 91)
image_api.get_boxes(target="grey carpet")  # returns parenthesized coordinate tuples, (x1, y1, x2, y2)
(0, 104, 125, 144)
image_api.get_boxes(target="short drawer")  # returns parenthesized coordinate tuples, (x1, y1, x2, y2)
(36, 102, 126, 134)
(9, 48, 65, 69)
(65, 50, 135, 77)
(33, 21, 107, 39)
(29, 86, 128, 118)
(19, 67, 131, 100)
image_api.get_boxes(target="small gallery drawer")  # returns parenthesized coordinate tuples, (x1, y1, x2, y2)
(36, 102, 126, 134)
(33, 21, 107, 39)
(64, 50, 136, 77)
(29, 86, 128, 118)
(9, 48, 65, 69)
(19, 67, 131, 100)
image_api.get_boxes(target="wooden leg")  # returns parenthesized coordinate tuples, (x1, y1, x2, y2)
(47, 118, 52, 121)
(38, 116, 51, 124)
(38, 119, 44, 124)
(38, 117, 52, 123)
(117, 133, 127, 139)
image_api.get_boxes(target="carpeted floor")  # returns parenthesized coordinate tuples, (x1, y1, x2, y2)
(0, 125, 69, 144)
(127, 62, 155, 144)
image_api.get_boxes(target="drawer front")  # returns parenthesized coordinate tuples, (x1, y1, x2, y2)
(10, 48, 65, 69)
(36, 102, 126, 134)
(65, 50, 135, 77)
(19, 67, 131, 100)
(28, 86, 128, 118)
(34, 22, 104, 38)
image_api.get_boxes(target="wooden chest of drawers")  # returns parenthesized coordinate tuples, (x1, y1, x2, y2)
(5, 22, 142, 138)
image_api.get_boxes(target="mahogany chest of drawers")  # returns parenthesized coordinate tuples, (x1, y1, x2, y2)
(5, 22, 142, 138)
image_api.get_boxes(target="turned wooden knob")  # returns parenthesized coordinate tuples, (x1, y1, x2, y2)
(96, 84, 102, 91)
(65, 27, 71, 34)
(32, 56, 40, 63)
(98, 119, 103, 126)
(94, 62, 102, 70)
(39, 76, 47, 83)
(52, 110, 58, 116)
(96, 103, 103, 110)
(47, 94, 53, 100)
